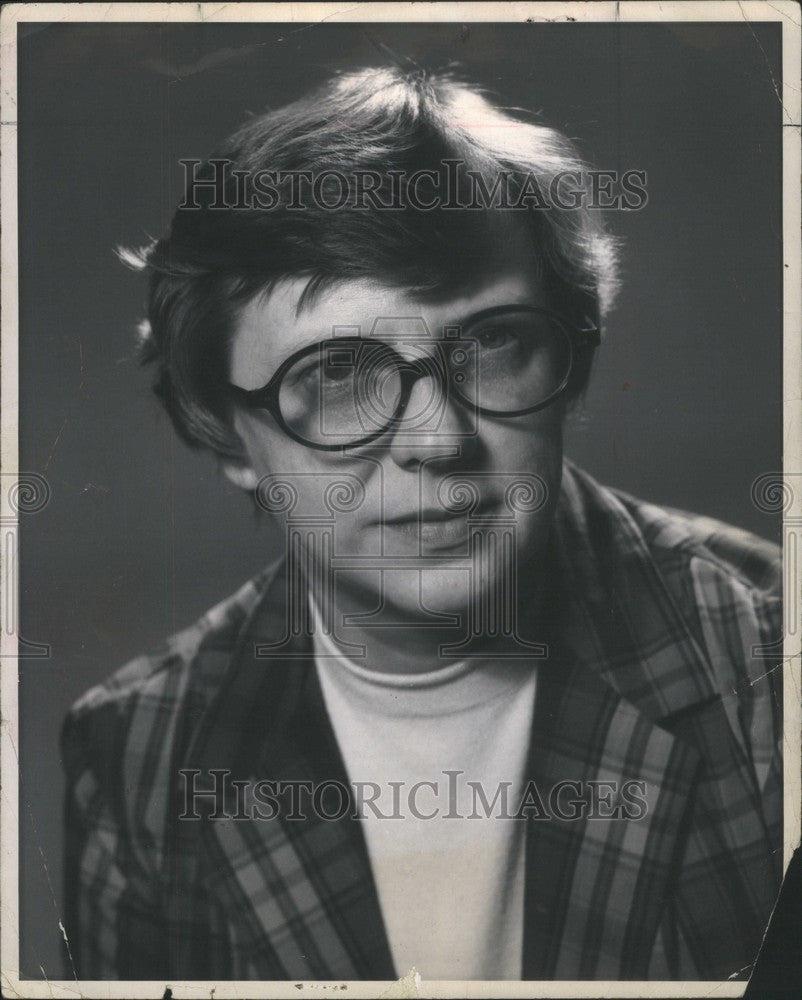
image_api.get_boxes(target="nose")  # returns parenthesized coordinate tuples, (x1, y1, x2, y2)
(386, 361, 477, 470)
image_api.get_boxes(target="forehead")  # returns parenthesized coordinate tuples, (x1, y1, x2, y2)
(229, 240, 545, 388)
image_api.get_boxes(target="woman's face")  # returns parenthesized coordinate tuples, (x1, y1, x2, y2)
(227, 241, 566, 630)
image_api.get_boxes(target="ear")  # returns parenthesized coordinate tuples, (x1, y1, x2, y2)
(222, 461, 259, 492)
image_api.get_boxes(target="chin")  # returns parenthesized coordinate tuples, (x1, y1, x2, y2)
(419, 566, 473, 618)
(348, 565, 474, 624)
(418, 563, 521, 622)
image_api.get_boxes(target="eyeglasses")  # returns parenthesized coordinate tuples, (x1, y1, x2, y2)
(227, 305, 600, 451)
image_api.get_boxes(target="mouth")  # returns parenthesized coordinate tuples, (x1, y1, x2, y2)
(384, 506, 468, 526)
(379, 502, 498, 550)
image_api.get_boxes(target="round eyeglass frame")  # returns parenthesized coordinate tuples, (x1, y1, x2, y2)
(227, 304, 600, 451)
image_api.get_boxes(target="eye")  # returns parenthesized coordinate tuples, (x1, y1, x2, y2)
(476, 325, 519, 350)
(289, 356, 354, 389)
(322, 361, 357, 383)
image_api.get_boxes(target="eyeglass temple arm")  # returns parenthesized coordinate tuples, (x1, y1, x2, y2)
(576, 320, 601, 348)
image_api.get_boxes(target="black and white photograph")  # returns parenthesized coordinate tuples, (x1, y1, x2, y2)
(2, 3, 800, 997)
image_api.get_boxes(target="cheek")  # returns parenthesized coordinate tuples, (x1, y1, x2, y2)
(234, 412, 376, 533)
(480, 411, 564, 524)
(235, 411, 312, 476)
(482, 409, 564, 469)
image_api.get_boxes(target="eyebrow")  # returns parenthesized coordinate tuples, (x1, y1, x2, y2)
(267, 299, 545, 369)
(242, 295, 543, 385)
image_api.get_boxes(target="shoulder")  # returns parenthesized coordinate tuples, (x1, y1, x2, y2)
(559, 462, 782, 700)
(61, 568, 275, 795)
(611, 486, 781, 649)
(561, 461, 780, 601)
(617, 492, 780, 599)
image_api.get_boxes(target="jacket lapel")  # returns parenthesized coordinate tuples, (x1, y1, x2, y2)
(521, 648, 702, 979)
(521, 463, 775, 979)
(177, 560, 394, 979)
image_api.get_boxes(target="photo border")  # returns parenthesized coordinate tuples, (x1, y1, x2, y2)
(1, 3, 799, 998)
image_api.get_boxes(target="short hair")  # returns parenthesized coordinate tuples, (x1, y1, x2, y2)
(123, 67, 620, 461)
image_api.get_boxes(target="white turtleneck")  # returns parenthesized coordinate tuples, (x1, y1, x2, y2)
(311, 605, 538, 981)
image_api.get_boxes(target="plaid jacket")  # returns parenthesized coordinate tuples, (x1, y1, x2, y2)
(62, 462, 783, 981)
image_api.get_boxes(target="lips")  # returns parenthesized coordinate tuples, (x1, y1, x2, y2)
(384, 505, 469, 526)
(379, 501, 500, 551)
(385, 516, 468, 550)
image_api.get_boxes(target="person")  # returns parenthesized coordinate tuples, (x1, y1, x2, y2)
(61, 67, 782, 982)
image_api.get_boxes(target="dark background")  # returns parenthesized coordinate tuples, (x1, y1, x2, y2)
(17, 20, 783, 979)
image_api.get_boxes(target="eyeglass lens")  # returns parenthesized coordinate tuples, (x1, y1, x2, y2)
(275, 311, 571, 446)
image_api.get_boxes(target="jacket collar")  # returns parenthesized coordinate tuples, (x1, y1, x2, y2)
(551, 461, 718, 721)
(519, 462, 774, 978)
